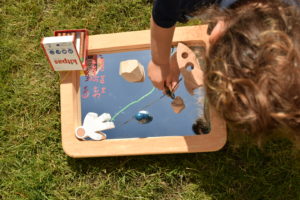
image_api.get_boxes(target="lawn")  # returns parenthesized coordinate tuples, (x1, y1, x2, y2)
(0, 0, 299, 199)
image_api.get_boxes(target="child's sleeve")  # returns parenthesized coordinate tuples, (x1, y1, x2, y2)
(152, 0, 182, 28)
(152, 0, 222, 28)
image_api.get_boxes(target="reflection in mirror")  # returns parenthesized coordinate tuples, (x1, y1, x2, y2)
(80, 50, 206, 139)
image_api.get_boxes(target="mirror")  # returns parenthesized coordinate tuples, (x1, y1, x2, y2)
(80, 49, 206, 139)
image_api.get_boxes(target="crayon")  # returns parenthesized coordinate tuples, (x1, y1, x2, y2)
(80, 31, 85, 62)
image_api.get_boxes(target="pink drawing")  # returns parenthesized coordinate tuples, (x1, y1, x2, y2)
(92, 86, 101, 98)
(101, 87, 106, 94)
(100, 75, 105, 84)
(89, 76, 99, 83)
(82, 86, 90, 99)
(97, 55, 105, 72)
(91, 64, 97, 76)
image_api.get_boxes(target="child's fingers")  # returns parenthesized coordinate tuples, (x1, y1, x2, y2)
(166, 76, 179, 91)
(152, 81, 165, 91)
(165, 81, 174, 91)
(172, 81, 179, 92)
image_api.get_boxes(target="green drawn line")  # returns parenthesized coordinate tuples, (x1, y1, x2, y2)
(111, 87, 156, 121)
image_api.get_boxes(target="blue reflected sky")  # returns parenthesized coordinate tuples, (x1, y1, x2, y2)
(80, 50, 205, 139)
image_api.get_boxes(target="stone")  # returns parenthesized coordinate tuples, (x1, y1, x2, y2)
(171, 96, 185, 114)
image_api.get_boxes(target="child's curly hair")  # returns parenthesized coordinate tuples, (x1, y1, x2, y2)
(202, 0, 300, 139)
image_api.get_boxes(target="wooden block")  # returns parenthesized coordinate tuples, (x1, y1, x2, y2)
(119, 59, 145, 82)
(177, 42, 204, 95)
(171, 96, 185, 114)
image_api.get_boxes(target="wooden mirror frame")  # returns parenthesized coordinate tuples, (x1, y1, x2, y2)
(60, 25, 227, 158)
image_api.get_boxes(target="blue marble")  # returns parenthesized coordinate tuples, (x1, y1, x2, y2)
(135, 111, 153, 124)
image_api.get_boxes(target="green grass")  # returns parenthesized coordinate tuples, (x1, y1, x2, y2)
(0, 0, 299, 199)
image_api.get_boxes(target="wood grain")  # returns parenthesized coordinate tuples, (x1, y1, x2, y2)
(88, 25, 209, 55)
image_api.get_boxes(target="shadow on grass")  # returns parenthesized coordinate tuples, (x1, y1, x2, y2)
(67, 138, 299, 199)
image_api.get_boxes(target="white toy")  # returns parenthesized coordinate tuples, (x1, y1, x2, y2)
(75, 112, 115, 141)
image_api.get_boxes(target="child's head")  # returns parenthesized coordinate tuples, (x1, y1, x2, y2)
(203, 0, 300, 138)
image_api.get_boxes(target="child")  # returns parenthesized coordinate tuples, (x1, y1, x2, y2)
(148, 0, 240, 91)
(148, 0, 300, 142)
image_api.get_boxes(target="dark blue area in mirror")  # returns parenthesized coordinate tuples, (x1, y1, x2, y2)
(80, 50, 205, 139)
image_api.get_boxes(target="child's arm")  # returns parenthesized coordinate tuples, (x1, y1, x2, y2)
(148, 17, 179, 91)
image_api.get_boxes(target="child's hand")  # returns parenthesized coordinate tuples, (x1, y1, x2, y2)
(166, 53, 180, 92)
(147, 60, 170, 91)
(148, 53, 180, 92)
(209, 20, 227, 44)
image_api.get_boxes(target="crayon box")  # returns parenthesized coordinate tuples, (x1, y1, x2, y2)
(41, 29, 88, 72)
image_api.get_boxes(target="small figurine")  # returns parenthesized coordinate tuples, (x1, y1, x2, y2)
(75, 112, 115, 141)
(119, 59, 145, 82)
(171, 96, 185, 114)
